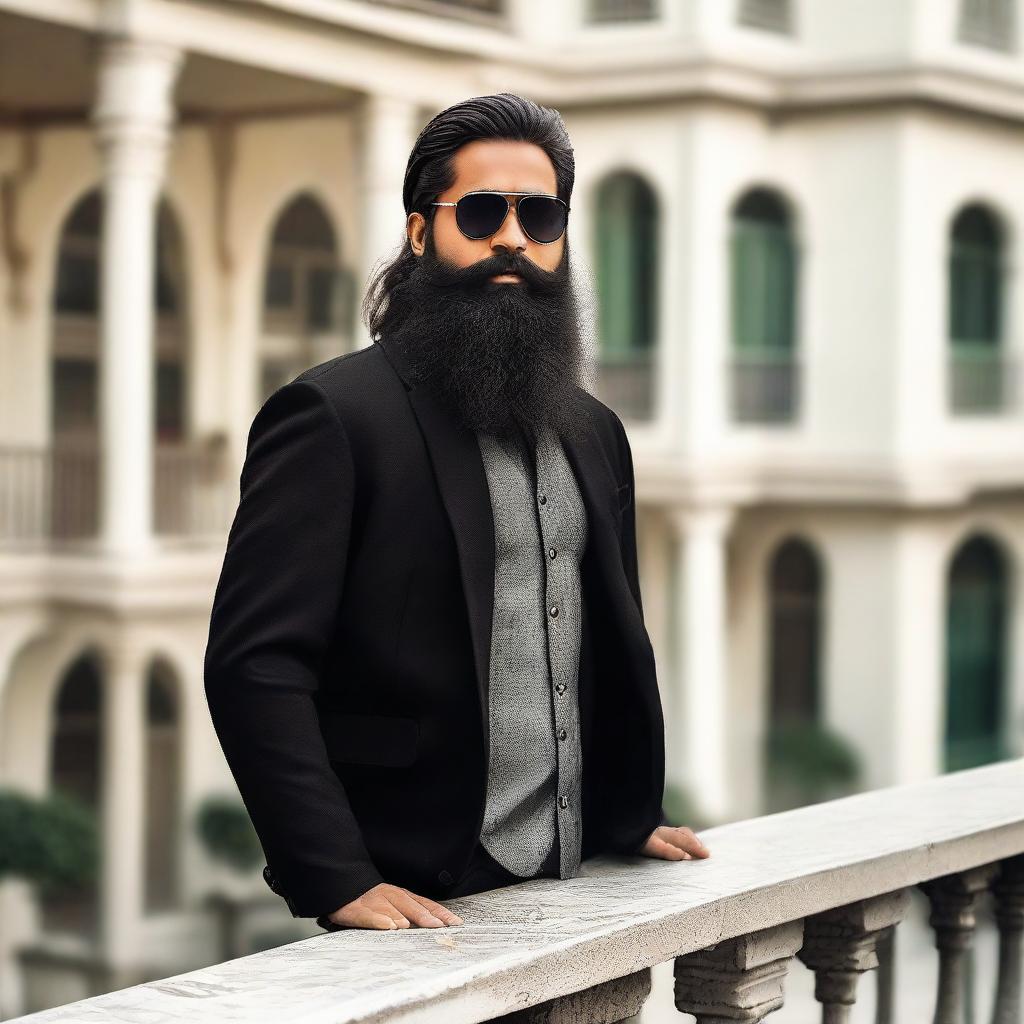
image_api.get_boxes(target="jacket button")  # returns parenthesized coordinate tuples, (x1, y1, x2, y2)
(438, 869, 453, 886)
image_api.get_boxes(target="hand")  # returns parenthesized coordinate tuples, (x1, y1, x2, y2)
(326, 882, 464, 930)
(635, 825, 711, 861)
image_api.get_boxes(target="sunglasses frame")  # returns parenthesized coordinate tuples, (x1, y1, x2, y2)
(429, 190, 570, 245)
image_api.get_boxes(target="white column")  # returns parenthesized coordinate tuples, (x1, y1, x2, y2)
(668, 505, 735, 823)
(355, 92, 420, 348)
(90, 39, 184, 555)
(100, 641, 147, 968)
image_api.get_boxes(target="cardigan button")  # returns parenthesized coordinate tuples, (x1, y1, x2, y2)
(438, 869, 454, 886)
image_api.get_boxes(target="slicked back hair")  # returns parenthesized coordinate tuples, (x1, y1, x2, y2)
(361, 92, 575, 340)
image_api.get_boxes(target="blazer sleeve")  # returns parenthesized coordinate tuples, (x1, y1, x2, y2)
(204, 378, 385, 919)
(608, 406, 671, 844)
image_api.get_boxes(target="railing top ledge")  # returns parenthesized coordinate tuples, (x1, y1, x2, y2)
(17, 758, 1024, 1024)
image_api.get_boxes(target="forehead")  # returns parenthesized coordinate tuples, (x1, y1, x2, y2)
(447, 139, 558, 196)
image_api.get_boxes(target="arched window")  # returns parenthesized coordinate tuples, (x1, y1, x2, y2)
(767, 537, 822, 725)
(948, 203, 1007, 412)
(729, 187, 798, 422)
(145, 661, 182, 911)
(592, 170, 658, 419)
(43, 651, 104, 937)
(259, 192, 356, 403)
(944, 534, 1010, 771)
(51, 191, 191, 539)
(154, 200, 188, 445)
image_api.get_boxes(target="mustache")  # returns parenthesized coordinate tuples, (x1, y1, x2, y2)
(420, 247, 563, 293)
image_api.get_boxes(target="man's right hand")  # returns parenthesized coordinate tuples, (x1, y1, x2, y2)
(326, 883, 464, 930)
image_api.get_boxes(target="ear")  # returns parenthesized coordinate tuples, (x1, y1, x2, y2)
(407, 212, 426, 257)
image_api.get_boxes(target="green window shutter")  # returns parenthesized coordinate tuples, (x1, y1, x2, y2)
(595, 173, 658, 360)
(730, 217, 795, 354)
(949, 205, 1002, 346)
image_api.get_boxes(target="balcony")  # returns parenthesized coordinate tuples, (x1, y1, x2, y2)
(730, 349, 800, 424)
(18, 759, 1023, 1022)
(0, 441, 233, 550)
(949, 343, 1017, 415)
(594, 351, 656, 422)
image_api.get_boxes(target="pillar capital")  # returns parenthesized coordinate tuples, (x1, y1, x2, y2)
(667, 503, 736, 541)
(90, 37, 184, 179)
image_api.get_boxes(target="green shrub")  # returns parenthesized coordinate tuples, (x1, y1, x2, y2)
(195, 795, 263, 871)
(0, 787, 98, 896)
(764, 719, 861, 810)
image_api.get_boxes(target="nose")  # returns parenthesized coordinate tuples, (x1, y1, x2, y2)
(490, 200, 528, 255)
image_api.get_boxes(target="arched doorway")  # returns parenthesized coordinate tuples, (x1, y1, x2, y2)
(259, 192, 357, 404)
(767, 537, 822, 726)
(42, 651, 104, 937)
(144, 660, 182, 912)
(944, 533, 1010, 770)
(51, 190, 190, 539)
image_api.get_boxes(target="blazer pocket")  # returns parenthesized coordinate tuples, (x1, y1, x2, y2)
(319, 711, 420, 768)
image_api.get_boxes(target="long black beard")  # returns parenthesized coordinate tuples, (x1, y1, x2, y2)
(375, 228, 591, 450)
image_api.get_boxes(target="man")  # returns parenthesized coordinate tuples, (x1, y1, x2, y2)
(204, 92, 709, 935)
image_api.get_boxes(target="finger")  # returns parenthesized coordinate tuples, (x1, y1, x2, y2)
(341, 906, 401, 930)
(649, 835, 690, 860)
(408, 893, 464, 926)
(389, 891, 446, 928)
(362, 894, 410, 927)
(661, 827, 711, 857)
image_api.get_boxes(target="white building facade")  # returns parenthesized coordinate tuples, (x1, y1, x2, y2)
(0, 0, 1022, 1013)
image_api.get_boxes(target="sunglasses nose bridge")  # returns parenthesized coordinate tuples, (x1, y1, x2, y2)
(490, 197, 530, 248)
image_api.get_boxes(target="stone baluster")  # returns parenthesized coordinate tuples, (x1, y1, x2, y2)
(673, 919, 804, 1022)
(874, 925, 897, 1024)
(486, 966, 651, 1024)
(795, 889, 911, 1024)
(991, 854, 1024, 1024)
(918, 862, 1000, 1024)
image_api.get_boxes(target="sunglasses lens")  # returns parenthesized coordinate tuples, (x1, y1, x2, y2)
(455, 192, 509, 239)
(517, 195, 567, 243)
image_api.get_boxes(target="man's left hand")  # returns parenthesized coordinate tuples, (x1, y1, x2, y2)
(635, 825, 711, 860)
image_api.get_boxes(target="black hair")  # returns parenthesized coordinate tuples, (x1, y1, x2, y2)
(360, 92, 575, 340)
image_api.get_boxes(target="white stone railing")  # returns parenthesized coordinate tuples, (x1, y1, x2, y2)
(14, 759, 1024, 1023)
(0, 441, 233, 548)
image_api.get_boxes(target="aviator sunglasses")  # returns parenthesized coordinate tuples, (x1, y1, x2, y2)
(430, 190, 570, 244)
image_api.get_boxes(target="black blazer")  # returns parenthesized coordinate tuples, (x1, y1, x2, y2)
(203, 337, 667, 919)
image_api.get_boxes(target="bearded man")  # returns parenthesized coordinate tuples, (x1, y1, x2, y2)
(204, 92, 709, 936)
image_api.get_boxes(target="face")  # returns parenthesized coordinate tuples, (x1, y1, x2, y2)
(406, 139, 566, 280)
(379, 138, 589, 449)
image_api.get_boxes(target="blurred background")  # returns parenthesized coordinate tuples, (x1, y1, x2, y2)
(0, 0, 1021, 1018)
